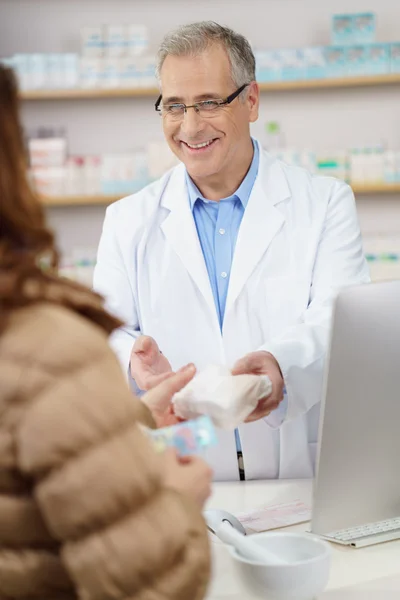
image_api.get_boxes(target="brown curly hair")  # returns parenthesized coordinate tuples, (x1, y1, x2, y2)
(0, 65, 121, 334)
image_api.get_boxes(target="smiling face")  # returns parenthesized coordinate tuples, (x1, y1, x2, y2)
(159, 43, 259, 186)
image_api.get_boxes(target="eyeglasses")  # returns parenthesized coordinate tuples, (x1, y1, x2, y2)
(155, 83, 249, 120)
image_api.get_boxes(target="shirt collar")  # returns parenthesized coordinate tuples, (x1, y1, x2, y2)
(185, 139, 259, 211)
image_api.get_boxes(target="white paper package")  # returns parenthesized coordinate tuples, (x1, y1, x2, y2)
(172, 365, 273, 430)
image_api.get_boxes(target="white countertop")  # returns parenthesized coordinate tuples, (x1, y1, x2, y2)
(205, 480, 400, 599)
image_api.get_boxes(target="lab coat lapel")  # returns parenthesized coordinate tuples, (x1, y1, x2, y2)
(160, 165, 216, 314)
(225, 151, 290, 315)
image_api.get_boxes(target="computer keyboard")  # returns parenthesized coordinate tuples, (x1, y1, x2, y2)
(326, 517, 400, 547)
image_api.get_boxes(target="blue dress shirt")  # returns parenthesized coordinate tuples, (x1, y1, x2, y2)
(185, 140, 260, 455)
(185, 141, 259, 328)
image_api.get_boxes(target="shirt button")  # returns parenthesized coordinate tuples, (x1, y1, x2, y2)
(221, 271, 227, 279)
(219, 228, 226, 235)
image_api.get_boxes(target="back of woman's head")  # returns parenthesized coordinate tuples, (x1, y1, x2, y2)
(0, 66, 120, 334)
(0, 65, 58, 273)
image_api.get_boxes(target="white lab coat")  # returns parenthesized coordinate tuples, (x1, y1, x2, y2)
(93, 141, 370, 481)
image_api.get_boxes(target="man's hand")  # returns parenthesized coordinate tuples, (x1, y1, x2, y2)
(130, 335, 173, 391)
(232, 351, 284, 423)
(142, 363, 196, 428)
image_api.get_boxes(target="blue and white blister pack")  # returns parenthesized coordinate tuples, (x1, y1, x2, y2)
(144, 415, 218, 457)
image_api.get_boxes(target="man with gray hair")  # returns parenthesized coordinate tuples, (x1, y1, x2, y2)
(94, 22, 369, 481)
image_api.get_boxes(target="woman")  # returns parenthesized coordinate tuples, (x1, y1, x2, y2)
(0, 65, 212, 600)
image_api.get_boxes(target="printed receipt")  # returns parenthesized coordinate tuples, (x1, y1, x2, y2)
(237, 500, 311, 534)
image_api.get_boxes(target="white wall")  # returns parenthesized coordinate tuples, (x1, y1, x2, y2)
(1, 0, 400, 260)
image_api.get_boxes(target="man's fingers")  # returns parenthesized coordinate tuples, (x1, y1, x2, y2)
(231, 356, 252, 375)
(133, 335, 152, 354)
(134, 336, 162, 359)
(245, 410, 270, 423)
(245, 404, 272, 423)
(244, 394, 281, 423)
(232, 352, 267, 375)
(132, 336, 161, 370)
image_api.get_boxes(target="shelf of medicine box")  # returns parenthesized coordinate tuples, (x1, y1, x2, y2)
(20, 87, 160, 100)
(257, 73, 400, 92)
(20, 74, 400, 100)
(40, 184, 400, 207)
(352, 183, 400, 194)
(40, 194, 122, 207)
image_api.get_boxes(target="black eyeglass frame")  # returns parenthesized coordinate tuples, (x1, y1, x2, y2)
(154, 83, 250, 114)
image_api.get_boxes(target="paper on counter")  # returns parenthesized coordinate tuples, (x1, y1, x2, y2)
(237, 499, 311, 534)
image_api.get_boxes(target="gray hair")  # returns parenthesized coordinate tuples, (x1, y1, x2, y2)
(156, 21, 256, 90)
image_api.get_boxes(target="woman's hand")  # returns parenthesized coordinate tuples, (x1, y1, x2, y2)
(142, 364, 212, 507)
(141, 363, 195, 427)
(162, 449, 213, 509)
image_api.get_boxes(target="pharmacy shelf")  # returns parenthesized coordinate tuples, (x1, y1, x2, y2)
(20, 74, 400, 100)
(40, 194, 122, 206)
(352, 183, 400, 194)
(41, 184, 400, 207)
(21, 87, 159, 100)
(258, 73, 400, 91)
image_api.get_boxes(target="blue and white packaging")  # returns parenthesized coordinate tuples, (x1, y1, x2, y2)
(138, 55, 157, 88)
(126, 24, 148, 57)
(390, 43, 400, 73)
(144, 416, 218, 457)
(280, 48, 305, 81)
(332, 14, 353, 46)
(101, 57, 120, 88)
(105, 25, 126, 57)
(396, 152, 400, 183)
(46, 54, 65, 89)
(303, 47, 326, 79)
(146, 140, 180, 181)
(81, 25, 105, 57)
(100, 152, 149, 195)
(353, 13, 376, 45)
(132, 151, 151, 191)
(100, 153, 121, 195)
(325, 46, 347, 79)
(28, 54, 47, 89)
(80, 57, 102, 88)
(63, 54, 79, 89)
(119, 57, 138, 88)
(12, 54, 31, 91)
(316, 150, 349, 181)
(384, 151, 396, 183)
(346, 46, 367, 77)
(255, 49, 282, 82)
(365, 44, 390, 76)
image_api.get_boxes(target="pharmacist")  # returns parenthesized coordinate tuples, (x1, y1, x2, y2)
(93, 21, 370, 481)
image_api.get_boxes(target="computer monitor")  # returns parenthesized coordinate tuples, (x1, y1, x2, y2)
(311, 280, 400, 547)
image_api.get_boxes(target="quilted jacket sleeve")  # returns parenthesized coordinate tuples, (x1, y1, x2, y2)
(14, 306, 210, 600)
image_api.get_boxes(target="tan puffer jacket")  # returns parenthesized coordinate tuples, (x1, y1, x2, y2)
(0, 284, 210, 600)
